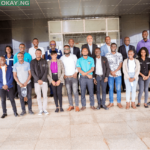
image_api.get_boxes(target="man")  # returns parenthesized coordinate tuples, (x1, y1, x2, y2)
(68, 39, 80, 59)
(105, 43, 123, 108)
(60, 45, 79, 112)
(100, 36, 111, 94)
(137, 30, 150, 54)
(45, 40, 62, 60)
(13, 53, 34, 116)
(93, 48, 110, 110)
(77, 48, 95, 110)
(68, 39, 81, 94)
(29, 38, 45, 59)
(118, 37, 136, 92)
(101, 36, 111, 56)
(0, 56, 18, 118)
(45, 40, 63, 97)
(30, 49, 49, 115)
(81, 35, 97, 58)
(13, 43, 32, 64)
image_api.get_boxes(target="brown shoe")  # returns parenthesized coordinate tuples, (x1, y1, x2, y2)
(117, 103, 123, 108)
(67, 106, 74, 111)
(75, 106, 80, 112)
(107, 103, 114, 108)
(131, 102, 136, 109)
(81, 107, 86, 111)
(90, 106, 96, 110)
(126, 102, 130, 109)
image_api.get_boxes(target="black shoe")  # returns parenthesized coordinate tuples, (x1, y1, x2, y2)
(25, 102, 28, 105)
(136, 104, 140, 107)
(55, 108, 59, 113)
(144, 105, 149, 108)
(1, 114, 7, 118)
(15, 96, 19, 99)
(97, 105, 101, 110)
(147, 102, 150, 105)
(50, 94, 53, 97)
(20, 111, 26, 116)
(101, 105, 109, 110)
(60, 108, 64, 112)
(14, 112, 19, 117)
(28, 110, 34, 115)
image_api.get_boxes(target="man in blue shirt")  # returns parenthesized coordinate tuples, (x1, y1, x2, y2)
(45, 40, 63, 97)
(77, 48, 95, 110)
(13, 43, 32, 64)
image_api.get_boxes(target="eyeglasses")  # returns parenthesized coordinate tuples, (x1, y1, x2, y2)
(64, 48, 70, 50)
(50, 44, 56, 45)
(20, 46, 25, 48)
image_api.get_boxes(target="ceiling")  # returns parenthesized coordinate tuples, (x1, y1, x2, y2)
(0, 0, 150, 20)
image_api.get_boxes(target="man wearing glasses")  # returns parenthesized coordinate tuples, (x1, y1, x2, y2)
(45, 40, 63, 97)
(45, 40, 62, 61)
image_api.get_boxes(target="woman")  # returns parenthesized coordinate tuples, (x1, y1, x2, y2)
(137, 47, 150, 108)
(123, 49, 140, 109)
(47, 51, 65, 112)
(4, 46, 18, 99)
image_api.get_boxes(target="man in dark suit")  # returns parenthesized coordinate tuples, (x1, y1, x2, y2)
(118, 37, 136, 92)
(81, 35, 97, 58)
(68, 39, 80, 59)
(93, 48, 110, 110)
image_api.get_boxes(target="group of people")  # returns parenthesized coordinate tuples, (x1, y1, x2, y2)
(0, 30, 150, 118)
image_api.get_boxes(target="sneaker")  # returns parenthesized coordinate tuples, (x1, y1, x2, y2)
(43, 110, 49, 115)
(38, 110, 43, 115)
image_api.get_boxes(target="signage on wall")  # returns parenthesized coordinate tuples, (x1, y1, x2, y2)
(0, 0, 30, 6)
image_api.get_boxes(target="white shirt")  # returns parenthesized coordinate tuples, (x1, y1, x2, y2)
(107, 45, 111, 53)
(88, 44, 93, 54)
(2, 66, 7, 85)
(128, 59, 135, 73)
(60, 54, 78, 76)
(70, 47, 73, 54)
(29, 46, 45, 59)
(96, 57, 103, 75)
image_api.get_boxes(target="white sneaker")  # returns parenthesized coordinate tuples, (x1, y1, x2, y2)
(38, 110, 43, 115)
(43, 110, 49, 115)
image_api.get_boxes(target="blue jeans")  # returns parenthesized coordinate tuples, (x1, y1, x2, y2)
(108, 76, 122, 103)
(96, 76, 107, 105)
(80, 76, 94, 107)
(125, 73, 137, 102)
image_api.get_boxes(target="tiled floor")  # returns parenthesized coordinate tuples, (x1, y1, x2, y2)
(0, 95, 150, 150)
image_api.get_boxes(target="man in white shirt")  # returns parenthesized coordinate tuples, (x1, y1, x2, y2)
(93, 48, 110, 110)
(60, 45, 79, 112)
(0, 56, 18, 118)
(29, 38, 45, 59)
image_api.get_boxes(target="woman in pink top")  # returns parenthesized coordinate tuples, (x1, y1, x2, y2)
(47, 51, 65, 112)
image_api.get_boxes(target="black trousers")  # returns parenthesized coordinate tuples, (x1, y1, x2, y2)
(0, 88, 17, 114)
(121, 68, 126, 90)
(17, 82, 32, 112)
(51, 73, 63, 108)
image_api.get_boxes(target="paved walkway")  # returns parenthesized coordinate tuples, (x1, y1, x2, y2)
(0, 95, 149, 150)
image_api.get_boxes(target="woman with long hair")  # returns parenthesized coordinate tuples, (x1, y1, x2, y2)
(137, 47, 150, 108)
